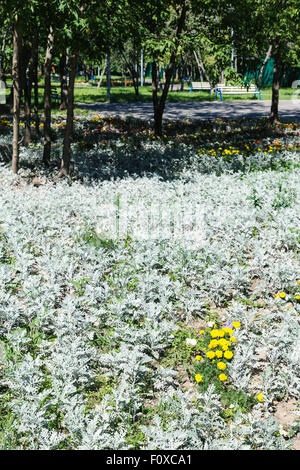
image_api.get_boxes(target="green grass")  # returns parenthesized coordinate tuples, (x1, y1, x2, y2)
(4, 82, 299, 109)
(74, 85, 215, 103)
(73, 85, 300, 104)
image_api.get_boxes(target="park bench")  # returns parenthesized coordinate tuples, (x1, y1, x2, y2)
(215, 84, 261, 101)
(190, 81, 212, 92)
(51, 74, 60, 84)
(170, 83, 181, 91)
(51, 86, 59, 105)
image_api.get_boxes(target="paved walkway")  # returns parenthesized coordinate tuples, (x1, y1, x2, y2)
(76, 99, 300, 122)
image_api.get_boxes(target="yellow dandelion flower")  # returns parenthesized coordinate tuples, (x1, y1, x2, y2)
(195, 355, 203, 361)
(232, 322, 241, 329)
(279, 292, 286, 299)
(195, 374, 203, 383)
(215, 350, 223, 358)
(229, 336, 237, 343)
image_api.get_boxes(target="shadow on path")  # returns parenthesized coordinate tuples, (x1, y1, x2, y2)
(76, 100, 300, 122)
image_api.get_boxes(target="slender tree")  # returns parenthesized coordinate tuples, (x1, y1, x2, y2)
(224, 0, 300, 123)
(42, 25, 54, 166)
(21, 42, 32, 146)
(32, 29, 40, 136)
(59, 52, 68, 110)
(59, 51, 77, 176)
(12, 17, 21, 173)
(125, 0, 190, 135)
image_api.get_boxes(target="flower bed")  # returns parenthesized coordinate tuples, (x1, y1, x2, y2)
(0, 116, 299, 449)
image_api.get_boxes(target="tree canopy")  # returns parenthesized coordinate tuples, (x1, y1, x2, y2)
(0, 0, 299, 172)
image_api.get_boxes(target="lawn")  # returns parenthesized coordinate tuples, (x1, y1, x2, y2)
(0, 115, 300, 449)
(3, 82, 300, 111)
(73, 84, 300, 104)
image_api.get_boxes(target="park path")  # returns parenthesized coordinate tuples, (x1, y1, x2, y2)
(76, 99, 300, 122)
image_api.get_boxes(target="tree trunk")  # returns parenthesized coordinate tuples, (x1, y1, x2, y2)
(180, 56, 186, 91)
(19, 43, 30, 100)
(0, 32, 7, 82)
(157, 65, 162, 91)
(97, 58, 107, 87)
(135, 59, 139, 95)
(107, 52, 111, 101)
(151, 61, 162, 135)
(258, 44, 272, 86)
(121, 51, 139, 96)
(22, 45, 32, 147)
(270, 38, 281, 124)
(162, 65, 166, 84)
(59, 52, 77, 177)
(220, 70, 225, 84)
(140, 49, 144, 87)
(170, 64, 176, 91)
(32, 31, 40, 136)
(152, 2, 188, 136)
(42, 26, 54, 166)
(193, 50, 210, 84)
(59, 53, 68, 110)
(12, 19, 21, 174)
(23, 76, 32, 146)
(122, 66, 126, 87)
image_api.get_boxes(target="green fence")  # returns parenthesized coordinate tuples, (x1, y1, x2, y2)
(243, 59, 300, 86)
(145, 59, 300, 86)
